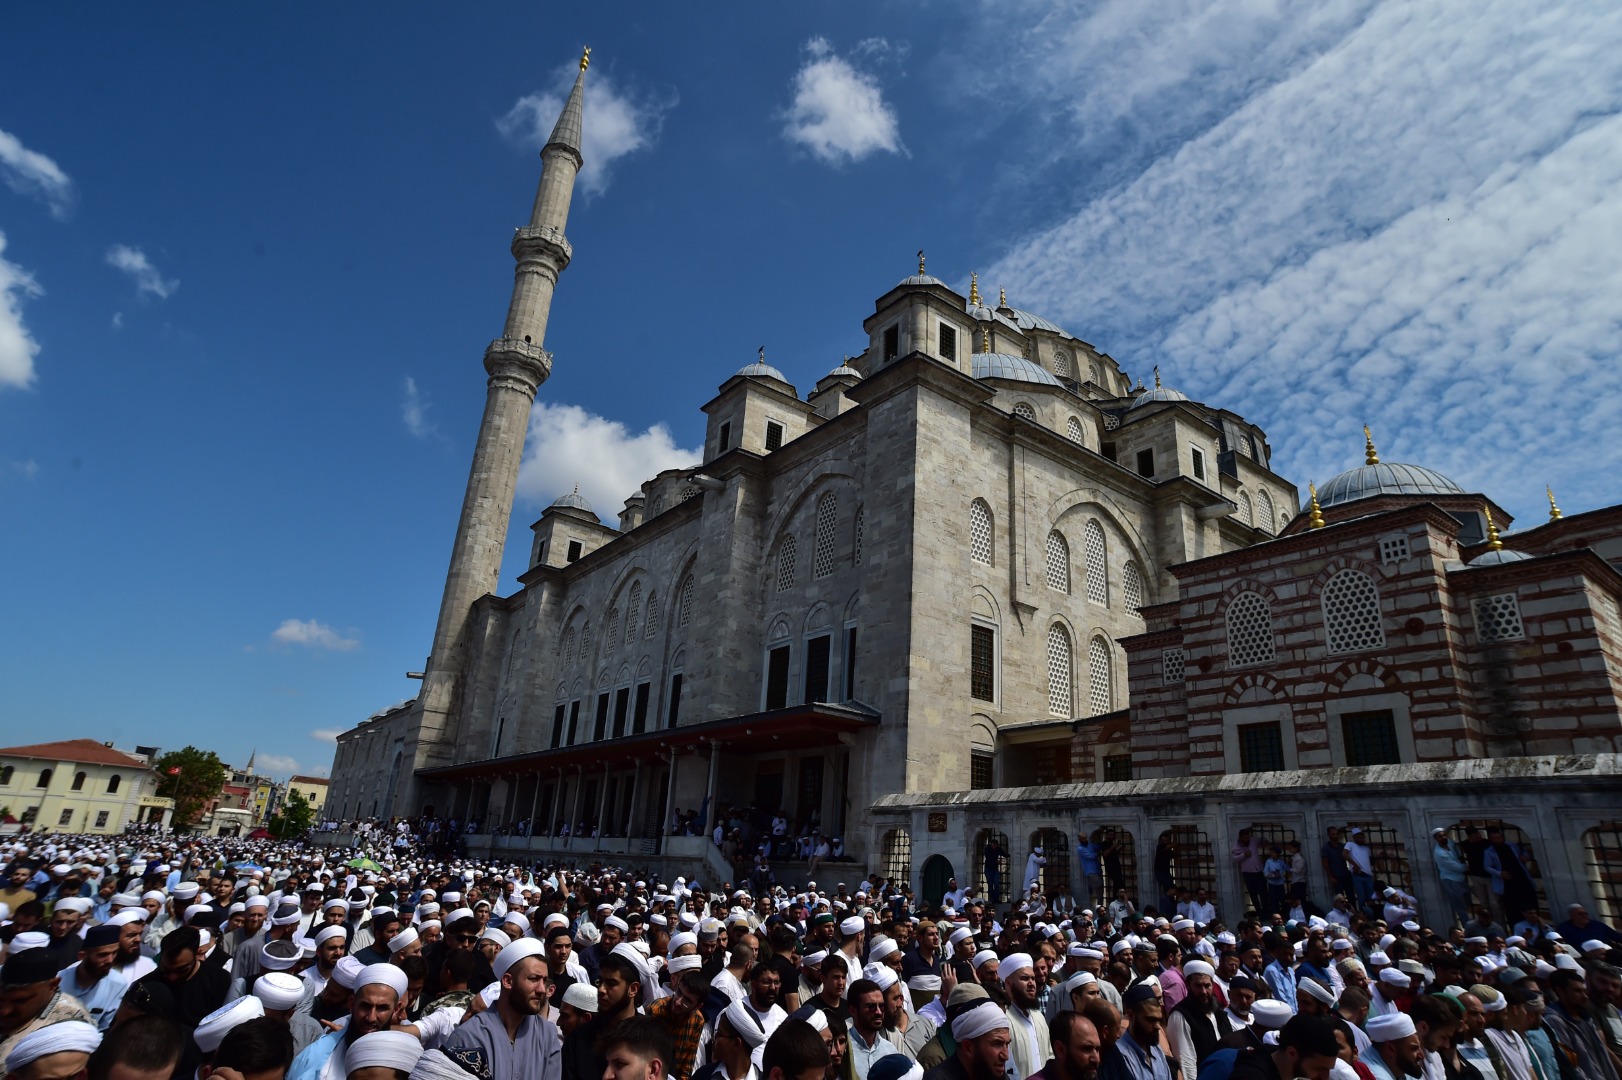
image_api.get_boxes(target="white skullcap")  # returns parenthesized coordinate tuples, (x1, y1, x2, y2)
(4, 1020, 101, 1072)
(1368, 1013, 1417, 1042)
(667, 931, 697, 955)
(1583, 939, 1610, 953)
(143, 889, 165, 903)
(1379, 968, 1410, 987)
(419, 920, 440, 933)
(315, 925, 349, 946)
(357, 963, 408, 998)
(254, 971, 306, 1011)
(997, 953, 1033, 982)
(444, 907, 475, 925)
(1063, 972, 1097, 993)
(347, 1031, 425, 1075)
(972, 949, 1000, 970)
(1299, 979, 1336, 1006)
(325, 898, 350, 912)
(863, 964, 898, 991)
(111, 893, 141, 906)
(171, 883, 201, 899)
(108, 909, 147, 927)
(562, 983, 599, 1013)
(333, 956, 366, 989)
(10, 931, 49, 953)
(801, 950, 828, 967)
(1251, 1000, 1293, 1029)
(803, 1008, 829, 1033)
(56, 897, 92, 915)
(246, 895, 270, 910)
(229, 903, 246, 916)
(840, 915, 864, 935)
(1368, 951, 1390, 966)
(195, 996, 265, 1053)
(948, 927, 975, 947)
(480, 927, 511, 950)
(388, 927, 420, 954)
(721, 999, 769, 1049)
(1069, 944, 1104, 960)
(492, 938, 547, 980)
(1183, 960, 1216, 979)
(185, 903, 213, 922)
(1172, 918, 1195, 931)
(952, 1001, 1012, 1041)
(869, 938, 900, 962)
(604, 915, 629, 932)
(505, 913, 531, 933)
(667, 954, 702, 974)
(543, 913, 570, 930)
(907, 974, 942, 992)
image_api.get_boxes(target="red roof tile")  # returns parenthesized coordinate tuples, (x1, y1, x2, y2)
(0, 739, 149, 769)
(289, 775, 329, 786)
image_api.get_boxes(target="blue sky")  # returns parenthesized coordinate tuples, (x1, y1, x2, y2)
(2, 2, 1618, 780)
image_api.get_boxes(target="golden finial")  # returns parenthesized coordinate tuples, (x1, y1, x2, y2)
(758, 346, 766, 364)
(580, 46, 592, 73)
(981, 327, 991, 353)
(1307, 483, 1325, 529)
(1547, 486, 1563, 521)
(1363, 425, 1380, 466)
(1153, 366, 1162, 389)
(969, 272, 981, 306)
(1485, 506, 1503, 551)
(917, 250, 926, 275)
(998, 286, 1007, 307)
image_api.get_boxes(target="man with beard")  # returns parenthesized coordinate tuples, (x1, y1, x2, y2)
(1002, 954, 1053, 1080)
(565, 951, 641, 1080)
(442, 940, 562, 1080)
(101, 909, 156, 984)
(351, 909, 402, 967)
(224, 896, 270, 956)
(844, 979, 898, 1080)
(1360, 1013, 1427, 1080)
(290, 956, 362, 1055)
(232, 901, 305, 993)
(301, 925, 348, 999)
(1223, 975, 1258, 1037)
(1230, 1016, 1341, 1080)
(1100, 984, 1172, 1080)
(1166, 960, 1231, 1080)
(38, 898, 91, 971)
(287, 963, 408, 1080)
(923, 1000, 1011, 1080)
(133, 926, 229, 1028)
(0, 938, 94, 1063)
(1029, 1012, 1103, 1080)
(58, 924, 129, 1032)
(743, 962, 788, 1034)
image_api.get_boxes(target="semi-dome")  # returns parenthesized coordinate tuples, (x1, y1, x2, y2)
(972, 352, 1063, 387)
(550, 487, 594, 514)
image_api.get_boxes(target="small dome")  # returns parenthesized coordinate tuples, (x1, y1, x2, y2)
(900, 272, 946, 288)
(1129, 385, 1191, 410)
(550, 488, 593, 513)
(972, 352, 1063, 387)
(826, 362, 862, 380)
(1469, 547, 1532, 566)
(1317, 462, 1464, 508)
(735, 361, 789, 383)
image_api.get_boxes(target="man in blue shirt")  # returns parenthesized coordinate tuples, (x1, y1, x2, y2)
(1077, 835, 1105, 911)
(58, 924, 129, 1031)
(1101, 984, 1173, 1080)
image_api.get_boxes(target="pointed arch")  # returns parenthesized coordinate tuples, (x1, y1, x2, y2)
(644, 590, 659, 637)
(1088, 636, 1113, 715)
(1013, 401, 1036, 422)
(1045, 531, 1070, 593)
(1066, 416, 1084, 444)
(677, 575, 695, 628)
(813, 493, 838, 579)
(1227, 591, 1275, 666)
(625, 581, 642, 643)
(970, 499, 994, 566)
(1053, 350, 1072, 379)
(1237, 490, 1253, 526)
(1256, 490, 1276, 535)
(1122, 561, 1144, 615)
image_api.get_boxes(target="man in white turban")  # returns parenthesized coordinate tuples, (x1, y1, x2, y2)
(441, 939, 561, 1080)
(999, 954, 1051, 1080)
(948, 1002, 1014, 1080)
(347, 1030, 425, 1080)
(1361, 1013, 1424, 1080)
(3, 1019, 100, 1080)
(287, 964, 410, 1080)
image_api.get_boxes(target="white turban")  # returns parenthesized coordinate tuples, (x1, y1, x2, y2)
(315, 925, 349, 946)
(604, 915, 629, 933)
(184, 904, 213, 922)
(948, 927, 975, 947)
(997, 953, 1033, 982)
(357, 963, 409, 998)
(1299, 979, 1336, 1006)
(444, 907, 475, 925)
(863, 964, 898, 991)
(869, 938, 900, 962)
(195, 996, 265, 1053)
(333, 955, 366, 989)
(952, 1002, 1012, 1041)
(840, 916, 864, 936)
(1184, 961, 1215, 979)
(972, 949, 1000, 970)
(411, 1050, 477, 1080)
(246, 895, 270, 910)
(347, 1031, 425, 1075)
(1064, 972, 1097, 993)
(1251, 1000, 1294, 1029)
(667, 931, 697, 955)
(667, 954, 702, 974)
(5, 1020, 101, 1072)
(1379, 969, 1410, 987)
(1368, 1014, 1417, 1042)
(388, 927, 421, 954)
(493, 938, 547, 980)
(721, 1000, 769, 1049)
(803, 1009, 830, 1033)
(107, 909, 147, 927)
(254, 971, 306, 1011)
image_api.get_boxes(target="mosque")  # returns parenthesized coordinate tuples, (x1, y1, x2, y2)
(325, 55, 1622, 926)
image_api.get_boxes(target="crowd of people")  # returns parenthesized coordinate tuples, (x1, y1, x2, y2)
(0, 823, 1617, 1080)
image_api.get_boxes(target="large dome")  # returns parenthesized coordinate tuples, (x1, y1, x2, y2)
(972, 352, 1063, 387)
(1316, 462, 1464, 508)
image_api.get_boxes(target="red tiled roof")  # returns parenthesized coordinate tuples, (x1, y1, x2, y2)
(0, 739, 148, 769)
(289, 775, 329, 786)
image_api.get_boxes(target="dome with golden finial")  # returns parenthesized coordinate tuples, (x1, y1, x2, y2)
(1128, 366, 1191, 410)
(1316, 426, 1464, 508)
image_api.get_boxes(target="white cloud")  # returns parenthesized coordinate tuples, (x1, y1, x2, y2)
(497, 63, 676, 197)
(402, 376, 434, 438)
(105, 245, 178, 299)
(111, 312, 123, 330)
(983, 0, 1622, 516)
(6, 458, 38, 479)
(0, 233, 41, 391)
(309, 728, 343, 744)
(782, 37, 905, 165)
(0, 128, 73, 219)
(516, 402, 701, 519)
(271, 619, 360, 652)
(254, 753, 299, 776)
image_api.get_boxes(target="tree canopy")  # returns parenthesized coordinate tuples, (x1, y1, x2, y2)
(153, 746, 228, 828)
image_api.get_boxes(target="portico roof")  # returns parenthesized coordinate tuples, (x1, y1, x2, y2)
(415, 701, 880, 783)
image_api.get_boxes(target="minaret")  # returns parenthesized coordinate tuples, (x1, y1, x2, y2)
(417, 49, 588, 766)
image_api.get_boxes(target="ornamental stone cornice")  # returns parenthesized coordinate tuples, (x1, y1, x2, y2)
(512, 225, 572, 271)
(483, 338, 552, 392)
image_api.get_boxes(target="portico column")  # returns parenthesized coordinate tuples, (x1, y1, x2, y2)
(569, 767, 585, 842)
(528, 775, 542, 838)
(627, 763, 643, 839)
(595, 765, 610, 849)
(550, 769, 566, 838)
(706, 741, 721, 826)
(663, 752, 678, 845)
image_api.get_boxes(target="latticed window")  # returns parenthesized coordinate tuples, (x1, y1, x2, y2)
(1237, 491, 1253, 526)
(1168, 825, 1217, 896)
(1323, 569, 1385, 653)
(1227, 592, 1275, 666)
(1089, 359, 1103, 385)
(1103, 755, 1132, 782)
(1238, 722, 1285, 772)
(644, 591, 658, 637)
(1084, 521, 1108, 605)
(677, 576, 694, 628)
(776, 537, 797, 592)
(970, 750, 995, 790)
(1380, 536, 1410, 564)
(975, 829, 1010, 902)
(1053, 351, 1072, 379)
(1067, 416, 1084, 444)
(1088, 637, 1112, 715)
(606, 607, 620, 650)
(1583, 823, 1622, 922)
(1450, 819, 1547, 915)
(1046, 624, 1073, 716)
(1045, 531, 1070, 592)
(1013, 402, 1036, 421)
(813, 494, 837, 578)
(625, 582, 642, 643)
(1474, 593, 1525, 642)
(970, 500, 994, 565)
(971, 625, 996, 701)
(1103, 412, 1120, 431)
(1247, 822, 1297, 851)
(1343, 820, 1412, 891)
(853, 506, 864, 566)
(563, 627, 576, 664)
(1031, 828, 1070, 895)
(1123, 562, 1144, 613)
(1256, 490, 1275, 534)
(1343, 710, 1401, 765)
(1162, 648, 1186, 684)
(881, 829, 912, 884)
(679, 485, 699, 501)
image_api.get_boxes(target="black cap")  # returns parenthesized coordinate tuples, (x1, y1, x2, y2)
(1280, 1015, 1342, 1058)
(0, 948, 61, 986)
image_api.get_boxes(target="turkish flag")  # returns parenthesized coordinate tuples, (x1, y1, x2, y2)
(167, 767, 181, 776)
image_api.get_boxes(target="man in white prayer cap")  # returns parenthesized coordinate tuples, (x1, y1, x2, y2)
(942, 1001, 1013, 1080)
(999, 954, 1050, 1080)
(1360, 1013, 1424, 1080)
(254, 971, 308, 1021)
(346, 1030, 425, 1080)
(441, 938, 561, 1080)
(3, 1019, 100, 1080)
(195, 996, 266, 1058)
(837, 917, 866, 995)
(287, 964, 410, 1080)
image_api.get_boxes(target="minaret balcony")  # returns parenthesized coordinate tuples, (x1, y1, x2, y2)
(512, 225, 572, 269)
(484, 338, 553, 387)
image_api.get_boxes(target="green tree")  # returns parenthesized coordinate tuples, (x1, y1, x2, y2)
(268, 789, 315, 840)
(153, 747, 228, 828)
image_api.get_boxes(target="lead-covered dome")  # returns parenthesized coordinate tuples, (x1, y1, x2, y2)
(1316, 462, 1464, 508)
(735, 360, 789, 382)
(1129, 367, 1191, 410)
(972, 353, 1063, 387)
(550, 487, 594, 514)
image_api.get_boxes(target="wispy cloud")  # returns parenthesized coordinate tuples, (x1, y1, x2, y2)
(0, 233, 41, 391)
(309, 728, 343, 744)
(516, 402, 701, 518)
(106, 245, 178, 299)
(5, 458, 38, 480)
(254, 753, 299, 776)
(782, 37, 905, 166)
(497, 60, 677, 197)
(271, 619, 360, 652)
(402, 376, 435, 439)
(982, 0, 1622, 517)
(0, 128, 73, 219)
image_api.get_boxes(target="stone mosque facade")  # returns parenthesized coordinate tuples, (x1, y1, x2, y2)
(328, 60, 1622, 926)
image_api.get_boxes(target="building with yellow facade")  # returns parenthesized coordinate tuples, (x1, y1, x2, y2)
(0, 740, 167, 834)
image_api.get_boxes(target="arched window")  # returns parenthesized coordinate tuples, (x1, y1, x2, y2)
(1046, 624, 1073, 716)
(606, 607, 620, 649)
(1281, 511, 1293, 532)
(1053, 351, 1072, 379)
(1031, 828, 1071, 895)
(563, 625, 577, 663)
(776, 536, 797, 592)
(853, 506, 864, 566)
(880, 829, 912, 885)
(1045, 531, 1070, 593)
(1013, 402, 1036, 422)
(625, 582, 642, 643)
(1237, 491, 1253, 526)
(1227, 591, 1275, 666)
(969, 500, 993, 566)
(1256, 490, 1276, 535)
(644, 591, 658, 637)
(1122, 562, 1144, 614)
(1088, 637, 1112, 715)
(1083, 521, 1108, 606)
(1323, 569, 1386, 653)
(1089, 359, 1103, 386)
(36, 769, 51, 788)
(813, 494, 838, 579)
(677, 576, 695, 628)
(679, 485, 699, 501)
(1066, 416, 1084, 444)
(72, 771, 86, 791)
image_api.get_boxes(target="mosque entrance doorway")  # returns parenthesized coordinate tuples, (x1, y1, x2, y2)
(922, 855, 955, 907)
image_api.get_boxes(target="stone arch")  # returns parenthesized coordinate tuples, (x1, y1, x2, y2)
(1224, 672, 1288, 706)
(804, 602, 835, 634)
(635, 657, 653, 680)
(1045, 490, 1159, 605)
(1325, 660, 1397, 694)
(969, 714, 997, 751)
(767, 616, 792, 644)
(757, 461, 862, 562)
(970, 585, 1001, 624)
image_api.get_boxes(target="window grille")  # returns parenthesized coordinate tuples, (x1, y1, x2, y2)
(853, 506, 864, 566)
(1474, 593, 1524, 642)
(1088, 637, 1112, 715)
(1246, 822, 1297, 851)
(776, 536, 797, 592)
(1013, 402, 1036, 421)
(1097, 826, 1136, 898)
(1045, 531, 1070, 592)
(971, 625, 996, 701)
(1281, 511, 1292, 532)
(1380, 536, 1410, 564)
(1343, 710, 1400, 765)
(975, 829, 1011, 903)
(1066, 416, 1084, 444)
(1256, 490, 1276, 534)
(1104, 412, 1120, 431)
(1084, 521, 1108, 605)
(1162, 648, 1186, 684)
(970, 750, 995, 790)
(1238, 722, 1285, 772)
(644, 591, 658, 637)
(677, 577, 694, 628)
(1168, 825, 1217, 897)
(1103, 755, 1132, 782)
(1227, 592, 1275, 666)
(1343, 820, 1412, 891)
(625, 582, 642, 643)
(1192, 447, 1206, 481)
(606, 607, 620, 649)
(1323, 570, 1386, 653)
(1053, 351, 1072, 379)
(1449, 819, 1547, 916)
(1089, 359, 1103, 386)
(939, 324, 957, 363)
(562, 626, 575, 663)
(970, 500, 994, 565)
(1032, 828, 1071, 895)
(881, 829, 912, 884)
(1046, 624, 1073, 715)
(679, 485, 699, 501)
(58, 809, 73, 827)
(813, 495, 837, 578)
(1583, 823, 1622, 922)
(765, 422, 784, 451)
(1123, 562, 1144, 613)
(95, 811, 108, 828)
(1237, 491, 1253, 525)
